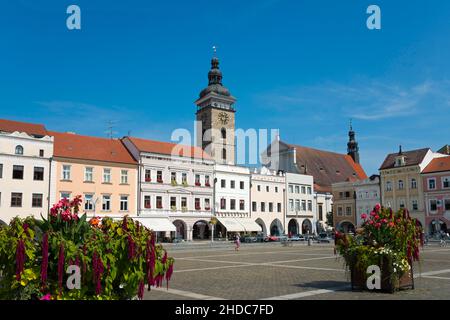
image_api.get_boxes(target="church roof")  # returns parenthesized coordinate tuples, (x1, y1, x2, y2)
(198, 56, 233, 99)
(287, 143, 367, 193)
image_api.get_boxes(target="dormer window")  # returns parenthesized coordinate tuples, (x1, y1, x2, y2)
(15, 145, 24, 155)
(395, 157, 406, 167)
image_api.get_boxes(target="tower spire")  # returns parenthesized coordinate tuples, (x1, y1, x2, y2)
(347, 121, 360, 164)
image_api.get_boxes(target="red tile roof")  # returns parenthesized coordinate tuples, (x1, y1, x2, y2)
(422, 156, 450, 174)
(0, 118, 48, 137)
(126, 137, 211, 160)
(288, 144, 367, 192)
(379, 148, 430, 170)
(50, 131, 137, 165)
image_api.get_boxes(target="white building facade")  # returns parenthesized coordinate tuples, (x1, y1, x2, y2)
(285, 173, 317, 235)
(250, 167, 285, 236)
(122, 137, 215, 241)
(354, 175, 381, 227)
(0, 125, 55, 224)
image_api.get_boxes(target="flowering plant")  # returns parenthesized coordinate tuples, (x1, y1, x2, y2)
(0, 196, 174, 300)
(335, 204, 423, 289)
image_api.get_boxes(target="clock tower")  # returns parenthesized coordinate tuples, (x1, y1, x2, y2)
(195, 54, 236, 164)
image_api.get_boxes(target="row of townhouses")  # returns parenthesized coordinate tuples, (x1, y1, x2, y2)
(3, 55, 445, 238)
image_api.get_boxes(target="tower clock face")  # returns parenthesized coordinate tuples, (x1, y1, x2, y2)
(218, 112, 229, 124)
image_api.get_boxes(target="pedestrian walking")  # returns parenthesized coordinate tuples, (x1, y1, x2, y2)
(234, 233, 241, 251)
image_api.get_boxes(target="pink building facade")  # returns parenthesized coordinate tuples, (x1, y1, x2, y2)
(422, 157, 450, 234)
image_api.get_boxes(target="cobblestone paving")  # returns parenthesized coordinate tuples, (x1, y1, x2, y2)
(144, 242, 450, 300)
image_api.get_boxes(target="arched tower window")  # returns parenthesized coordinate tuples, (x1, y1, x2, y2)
(15, 145, 24, 155)
(221, 128, 226, 139)
(222, 148, 227, 161)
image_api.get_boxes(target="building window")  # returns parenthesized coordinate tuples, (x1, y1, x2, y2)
(429, 199, 437, 212)
(62, 165, 71, 180)
(15, 145, 23, 155)
(308, 200, 312, 211)
(411, 178, 417, 189)
(181, 197, 187, 209)
(0, 164, 2, 179)
(443, 177, 450, 189)
(266, 186, 269, 192)
(295, 200, 300, 211)
(302, 200, 307, 211)
(428, 178, 436, 190)
(85, 167, 93, 182)
(39, 149, 44, 157)
(386, 181, 392, 191)
(275, 186, 278, 193)
(32, 194, 43, 208)
(33, 167, 44, 181)
(295, 186, 300, 194)
(60, 192, 71, 200)
(230, 199, 236, 210)
(346, 207, 352, 216)
(171, 197, 177, 209)
(318, 204, 323, 221)
(144, 195, 151, 209)
(240, 181, 244, 189)
(205, 199, 211, 210)
(103, 168, 111, 183)
(289, 199, 294, 211)
(277, 203, 281, 212)
(240, 200, 245, 211)
(260, 202, 265, 212)
(102, 195, 111, 211)
(301, 186, 306, 194)
(157, 171, 163, 183)
(220, 198, 226, 210)
(222, 148, 226, 161)
(156, 196, 162, 209)
(11, 193, 22, 207)
(121, 170, 128, 184)
(252, 201, 257, 212)
(412, 200, 418, 211)
(230, 180, 235, 189)
(445, 199, 450, 211)
(337, 207, 343, 216)
(399, 200, 405, 209)
(194, 174, 201, 186)
(345, 191, 350, 198)
(120, 196, 129, 211)
(398, 180, 404, 190)
(84, 195, 94, 211)
(171, 172, 177, 184)
(12, 165, 24, 180)
(145, 169, 151, 182)
(182, 173, 187, 185)
(221, 128, 226, 139)
(221, 179, 226, 188)
(268, 202, 273, 212)
(307, 187, 312, 194)
(205, 175, 211, 187)
(257, 185, 261, 192)
(339, 192, 344, 199)
(288, 185, 293, 193)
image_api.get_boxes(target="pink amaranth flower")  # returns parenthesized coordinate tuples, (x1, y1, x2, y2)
(40, 294, 51, 301)
(138, 280, 145, 300)
(166, 263, 174, 289)
(41, 233, 49, 287)
(57, 242, 65, 292)
(15, 239, 25, 281)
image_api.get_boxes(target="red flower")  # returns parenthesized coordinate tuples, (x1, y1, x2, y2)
(374, 215, 380, 220)
(41, 233, 49, 287)
(15, 239, 25, 281)
(370, 211, 376, 217)
(374, 203, 381, 212)
(361, 213, 367, 220)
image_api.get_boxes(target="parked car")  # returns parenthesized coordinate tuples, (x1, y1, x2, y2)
(289, 235, 303, 241)
(264, 235, 278, 242)
(317, 233, 333, 243)
(256, 233, 266, 242)
(242, 235, 257, 243)
(278, 235, 288, 242)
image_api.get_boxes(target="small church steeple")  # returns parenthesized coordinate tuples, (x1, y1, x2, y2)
(347, 119, 360, 164)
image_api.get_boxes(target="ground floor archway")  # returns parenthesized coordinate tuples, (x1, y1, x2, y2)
(338, 221, 355, 234)
(302, 219, 312, 234)
(288, 219, 299, 235)
(270, 219, 283, 236)
(193, 220, 210, 240)
(255, 218, 267, 236)
(173, 219, 187, 240)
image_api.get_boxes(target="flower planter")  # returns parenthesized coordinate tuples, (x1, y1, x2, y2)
(349, 255, 414, 293)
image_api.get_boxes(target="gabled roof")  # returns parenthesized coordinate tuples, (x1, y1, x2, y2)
(0, 118, 48, 137)
(126, 137, 211, 160)
(50, 131, 137, 165)
(288, 143, 367, 192)
(438, 145, 450, 155)
(379, 148, 430, 170)
(422, 156, 450, 174)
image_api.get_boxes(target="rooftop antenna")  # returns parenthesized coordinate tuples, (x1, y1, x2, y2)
(105, 120, 118, 139)
(349, 118, 353, 131)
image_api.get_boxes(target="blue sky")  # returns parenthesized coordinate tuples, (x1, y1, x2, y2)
(1, 0, 449, 175)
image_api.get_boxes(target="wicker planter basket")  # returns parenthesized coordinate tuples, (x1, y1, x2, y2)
(349, 255, 414, 293)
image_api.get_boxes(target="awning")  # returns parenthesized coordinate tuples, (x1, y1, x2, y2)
(217, 217, 245, 232)
(133, 217, 176, 232)
(237, 218, 263, 232)
(217, 217, 262, 232)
